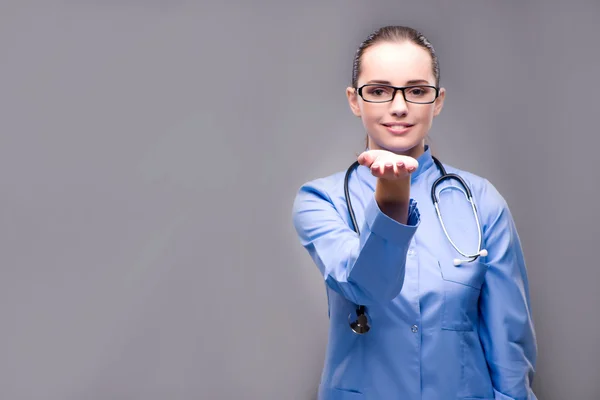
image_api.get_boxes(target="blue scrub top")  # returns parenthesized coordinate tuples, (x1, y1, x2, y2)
(292, 146, 537, 400)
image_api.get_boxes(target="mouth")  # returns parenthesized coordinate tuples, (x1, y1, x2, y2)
(382, 123, 414, 135)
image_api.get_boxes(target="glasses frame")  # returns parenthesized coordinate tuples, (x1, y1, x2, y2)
(355, 84, 440, 104)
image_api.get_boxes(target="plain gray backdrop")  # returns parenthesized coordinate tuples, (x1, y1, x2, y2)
(1, 1, 599, 399)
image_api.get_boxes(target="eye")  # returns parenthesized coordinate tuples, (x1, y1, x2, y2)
(366, 86, 392, 96)
(407, 86, 430, 96)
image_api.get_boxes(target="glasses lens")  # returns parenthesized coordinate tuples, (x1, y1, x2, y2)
(361, 85, 394, 102)
(404, 86, 437, 103)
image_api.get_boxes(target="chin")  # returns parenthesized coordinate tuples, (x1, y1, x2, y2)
(373, 137, 423, 155)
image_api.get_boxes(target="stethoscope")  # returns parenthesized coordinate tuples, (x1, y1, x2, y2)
(343, 155, 488, 334)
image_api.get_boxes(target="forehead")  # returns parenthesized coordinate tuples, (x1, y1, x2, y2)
(358, 41, 435, 86)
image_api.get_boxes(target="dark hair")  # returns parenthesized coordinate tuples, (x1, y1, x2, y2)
(352, 25, 440, 88)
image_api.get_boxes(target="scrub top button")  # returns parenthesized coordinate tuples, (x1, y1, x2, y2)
(411, 325, 419, 333)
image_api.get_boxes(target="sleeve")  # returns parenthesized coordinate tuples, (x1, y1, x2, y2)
(291, 179, 420, 305)
(478, 181, 538, 400)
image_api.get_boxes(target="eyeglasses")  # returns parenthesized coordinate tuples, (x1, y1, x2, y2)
(356, 84, 439, 104)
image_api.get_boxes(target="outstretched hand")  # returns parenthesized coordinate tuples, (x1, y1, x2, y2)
(357, 149, 419, 180)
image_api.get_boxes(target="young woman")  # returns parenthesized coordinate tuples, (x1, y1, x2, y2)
(292, 26, 537, 399)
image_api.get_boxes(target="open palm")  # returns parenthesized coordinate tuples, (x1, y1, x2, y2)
(357, 149, 419, 180)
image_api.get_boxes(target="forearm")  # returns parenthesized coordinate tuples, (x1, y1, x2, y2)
(293, 180, 420, 305)
(375, 177, 411, 224)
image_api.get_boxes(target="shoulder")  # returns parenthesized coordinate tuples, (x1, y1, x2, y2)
(292, 169, 347, 208)
(291, 169, 349, 240)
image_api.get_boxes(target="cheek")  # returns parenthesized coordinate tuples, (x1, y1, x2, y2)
(416, 106, 436, 123)
(360, 104, 383, 123)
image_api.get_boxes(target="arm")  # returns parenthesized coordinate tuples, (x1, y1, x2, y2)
(375, 175, 411, 224)
(478, 182, 537, 400)
(292, 178, 420, 305)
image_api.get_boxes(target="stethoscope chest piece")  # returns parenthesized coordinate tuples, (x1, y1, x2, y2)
(348, 306, 370, 334)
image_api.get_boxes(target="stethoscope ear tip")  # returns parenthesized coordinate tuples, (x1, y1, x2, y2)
(454, 249, 488, 266)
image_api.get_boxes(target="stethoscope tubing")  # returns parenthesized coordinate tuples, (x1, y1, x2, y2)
(343, 155, 486, 334)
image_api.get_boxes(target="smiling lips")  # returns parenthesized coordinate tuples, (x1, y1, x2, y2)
(382, 122, 414, 135)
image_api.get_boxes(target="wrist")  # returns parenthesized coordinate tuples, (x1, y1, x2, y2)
(375, 177, 411, 224)
(375, 176, 410, 204)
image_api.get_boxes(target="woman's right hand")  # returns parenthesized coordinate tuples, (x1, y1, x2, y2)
(357, 149, 419, 180)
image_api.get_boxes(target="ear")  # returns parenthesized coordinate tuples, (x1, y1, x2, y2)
(346, 86, 361, 117)
(433, 87, 446, 116)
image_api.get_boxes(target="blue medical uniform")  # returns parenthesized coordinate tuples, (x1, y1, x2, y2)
(292, 146, 537, 399)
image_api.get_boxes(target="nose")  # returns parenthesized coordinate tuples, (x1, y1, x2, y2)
(389, 89, 408, 117)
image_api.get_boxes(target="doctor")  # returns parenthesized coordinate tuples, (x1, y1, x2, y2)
(292, 25, 537, 399)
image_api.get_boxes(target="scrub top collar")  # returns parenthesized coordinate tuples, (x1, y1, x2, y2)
(410, 144, 435, 182)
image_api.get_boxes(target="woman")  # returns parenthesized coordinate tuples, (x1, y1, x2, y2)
(292, 26, 537, 399)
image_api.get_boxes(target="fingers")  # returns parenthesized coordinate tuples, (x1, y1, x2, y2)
(370, 160, 392, 176)
(403, 158, 418, 171)
(373, 158, 417, 179)
(357, 150, 419, 179)
(370, 159, 413, 178)
(395, 160, 405, 176)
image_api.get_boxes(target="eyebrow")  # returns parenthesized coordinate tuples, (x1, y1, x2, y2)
(366, 79, 432, 85)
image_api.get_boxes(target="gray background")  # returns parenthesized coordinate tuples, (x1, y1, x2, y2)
(1, 1, 598, 399)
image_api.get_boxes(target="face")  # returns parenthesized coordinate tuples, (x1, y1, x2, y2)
(346, 41, 446, 159)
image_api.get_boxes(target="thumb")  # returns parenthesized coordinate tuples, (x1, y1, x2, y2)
(357, 149, 385, 166)
(357, 151, 373, 166)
